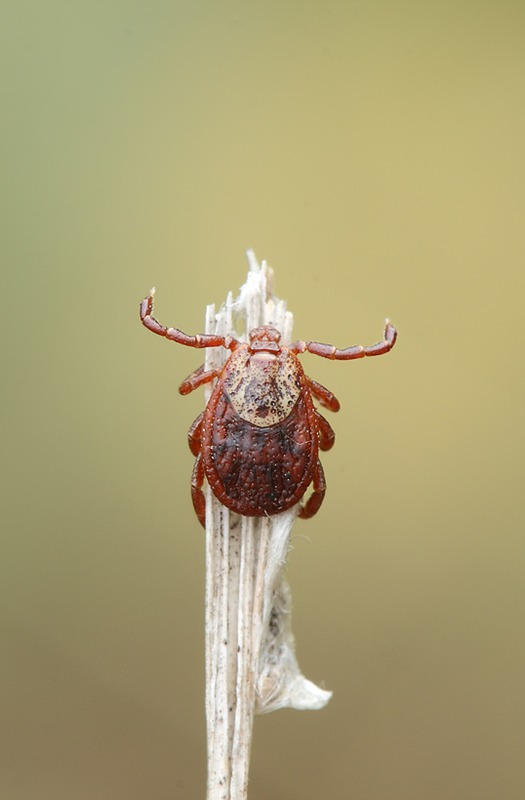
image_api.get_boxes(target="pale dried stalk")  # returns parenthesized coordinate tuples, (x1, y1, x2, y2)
(204, 252, 331, 800)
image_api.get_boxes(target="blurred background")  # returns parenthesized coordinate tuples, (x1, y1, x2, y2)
(2, 1, 524, 798)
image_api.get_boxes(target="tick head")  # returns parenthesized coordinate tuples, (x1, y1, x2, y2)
(248, 326, 282, 353)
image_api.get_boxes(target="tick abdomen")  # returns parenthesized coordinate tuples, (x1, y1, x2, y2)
(203, 390, 317, 516)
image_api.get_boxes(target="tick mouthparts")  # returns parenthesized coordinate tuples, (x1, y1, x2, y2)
(249, 341, 281, 352)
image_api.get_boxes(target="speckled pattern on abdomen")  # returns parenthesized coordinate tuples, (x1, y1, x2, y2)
(202, 390, 318, 516)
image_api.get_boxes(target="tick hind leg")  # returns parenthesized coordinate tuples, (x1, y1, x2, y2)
(298, 459, 326, 519)
(191, 452, 206, 527)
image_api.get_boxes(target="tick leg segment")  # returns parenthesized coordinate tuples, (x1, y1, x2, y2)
(292, 320, 397, 361)
(191, 452, 206, 527)
(307, 377, 340, 412)
(179, 364, 221, 396)
(140, 289, 238, 351)
(298, 459, 326, 519)
(316, 411, 336, 451)
(187, 412, 204, 456)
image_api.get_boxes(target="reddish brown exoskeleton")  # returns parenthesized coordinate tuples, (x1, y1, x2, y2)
(140, 289, 397, 526)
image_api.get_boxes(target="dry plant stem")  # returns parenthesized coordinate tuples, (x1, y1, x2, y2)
(204, 254, 331, 800)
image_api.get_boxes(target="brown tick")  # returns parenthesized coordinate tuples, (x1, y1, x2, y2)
(140, 289, 397, 526)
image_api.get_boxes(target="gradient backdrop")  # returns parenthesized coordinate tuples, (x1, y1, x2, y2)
(2, 2, 525, 798)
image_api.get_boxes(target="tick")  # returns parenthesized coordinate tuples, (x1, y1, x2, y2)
(140, 289, 397, 526)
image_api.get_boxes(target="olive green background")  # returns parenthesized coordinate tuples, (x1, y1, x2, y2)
(2, 2, 524, 798)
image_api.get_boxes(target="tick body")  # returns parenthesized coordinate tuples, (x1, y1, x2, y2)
(140, 290, 397, 526)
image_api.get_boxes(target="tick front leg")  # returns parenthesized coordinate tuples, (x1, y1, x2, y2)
(191, 452, 206, 527)
(292, 320, 397, 361)
(140, 288, 238, 351)
(298, 459, 326, 519)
